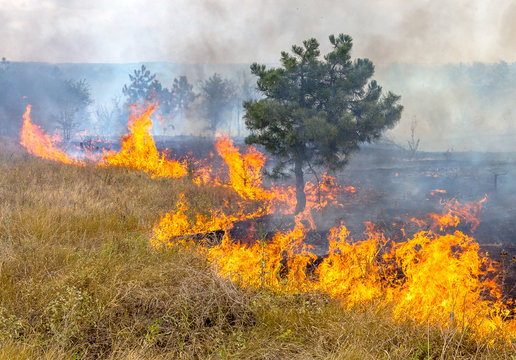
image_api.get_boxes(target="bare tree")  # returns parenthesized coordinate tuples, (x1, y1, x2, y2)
(407, 117, 420, 159)
(55, 108, 78, 141)
(489, 164, 508, 191)
(54, 79, 93, 141)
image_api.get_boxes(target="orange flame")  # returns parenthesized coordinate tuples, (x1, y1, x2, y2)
(20, 105, 81, 165)
(102, 104, 187, 178)
(213, 135, 273, 201)
(316, 223, 385, 307)
(208, 218, 316, 292)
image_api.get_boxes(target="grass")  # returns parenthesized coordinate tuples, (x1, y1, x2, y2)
(0, 151, 515, 359)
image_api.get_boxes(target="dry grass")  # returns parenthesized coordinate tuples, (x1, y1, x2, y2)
(0, 151, 515, 359)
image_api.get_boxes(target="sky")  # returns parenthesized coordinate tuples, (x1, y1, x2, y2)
(1, 0, 516, 65)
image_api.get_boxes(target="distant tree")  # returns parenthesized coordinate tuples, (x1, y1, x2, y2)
(200, 73, 235, 134)
(123, 65, 161, 104)
(171, 75, 196, 122)
(122, 65, 179, 134)
(55, 79, 93, 141)
(94, 97, 126, 136)
(244, 34, 403, 214)
(55, 108, 78, 141)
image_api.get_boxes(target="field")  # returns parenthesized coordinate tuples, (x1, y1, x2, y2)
(1, 133, 516, 359)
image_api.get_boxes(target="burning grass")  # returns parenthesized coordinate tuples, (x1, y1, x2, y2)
(6, 103, 516, 358)
(0, 153, 515, 359)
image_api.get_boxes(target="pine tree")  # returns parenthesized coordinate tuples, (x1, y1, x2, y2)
(200, 73, 235, 134)
(171, 75, 196, 122)
(244, 34, 403, 214)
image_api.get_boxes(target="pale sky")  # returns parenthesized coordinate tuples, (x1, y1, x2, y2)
(1, 0, 516, 65)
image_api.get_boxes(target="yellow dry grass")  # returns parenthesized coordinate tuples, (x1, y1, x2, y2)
(0, 151, 515, 359)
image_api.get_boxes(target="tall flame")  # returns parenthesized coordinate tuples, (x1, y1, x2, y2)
(214, 135, 272, 201)
(102, 104, 187, 178)
(20, 105, 80, 165)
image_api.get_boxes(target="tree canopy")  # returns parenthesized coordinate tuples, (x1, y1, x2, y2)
(200, 73, 235, 135)
(244, 34, 403, 213)
(171, 75, 196, 121)
(122, 65, 164, 105)
(122, 65, 197, 134)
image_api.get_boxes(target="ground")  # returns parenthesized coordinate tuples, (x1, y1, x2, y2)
(1, 138, 516, 359)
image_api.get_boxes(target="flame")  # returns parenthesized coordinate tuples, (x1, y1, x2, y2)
(211, 136, 342, 216)
(49, 129, 63, 144)
(389, 229, 506, 337)
(20, 105, 81, 165)
(151, 191, 516, 340)
(429, 196, 487, 232)
(75, 128, 88, 138)
(102, 104, 187, 178)
(208, 218, 316, 292)
(213, 135, 273, 201)
(344, 185, 357, 194)
(316, 223, 385, 308)
(150, 193, 239, 248)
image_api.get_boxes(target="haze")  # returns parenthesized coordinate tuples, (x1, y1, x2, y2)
(2, 0, 515, 65)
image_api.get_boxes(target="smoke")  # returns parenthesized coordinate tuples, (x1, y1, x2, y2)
(1, 0, 515, 65)
(376, 62, 516, 152)
(499, 2, 516, 60)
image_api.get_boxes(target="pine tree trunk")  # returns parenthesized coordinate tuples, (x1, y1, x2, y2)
(294, 158, 306, 215)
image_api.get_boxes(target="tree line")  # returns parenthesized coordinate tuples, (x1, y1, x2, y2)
(0, 60, 259, 140)
(119, 65, 259, 137)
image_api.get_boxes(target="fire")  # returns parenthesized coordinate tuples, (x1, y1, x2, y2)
(315, 223, 385, 308)
(20, 105, 81, 165)
(17, 103, 516, 341)
(344, 185, 356, 194)
(102, 104, 187, 178)
(150, 193, 239, 248)
(151, 187, 516, 340)
(49, 129, 63, 144)
(208, 218, 316, 292)
(429, 196, 487, 232)
(389, 229, 506, 337)
(213, 135, 272, 201)
(20, 104, 188, 177)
